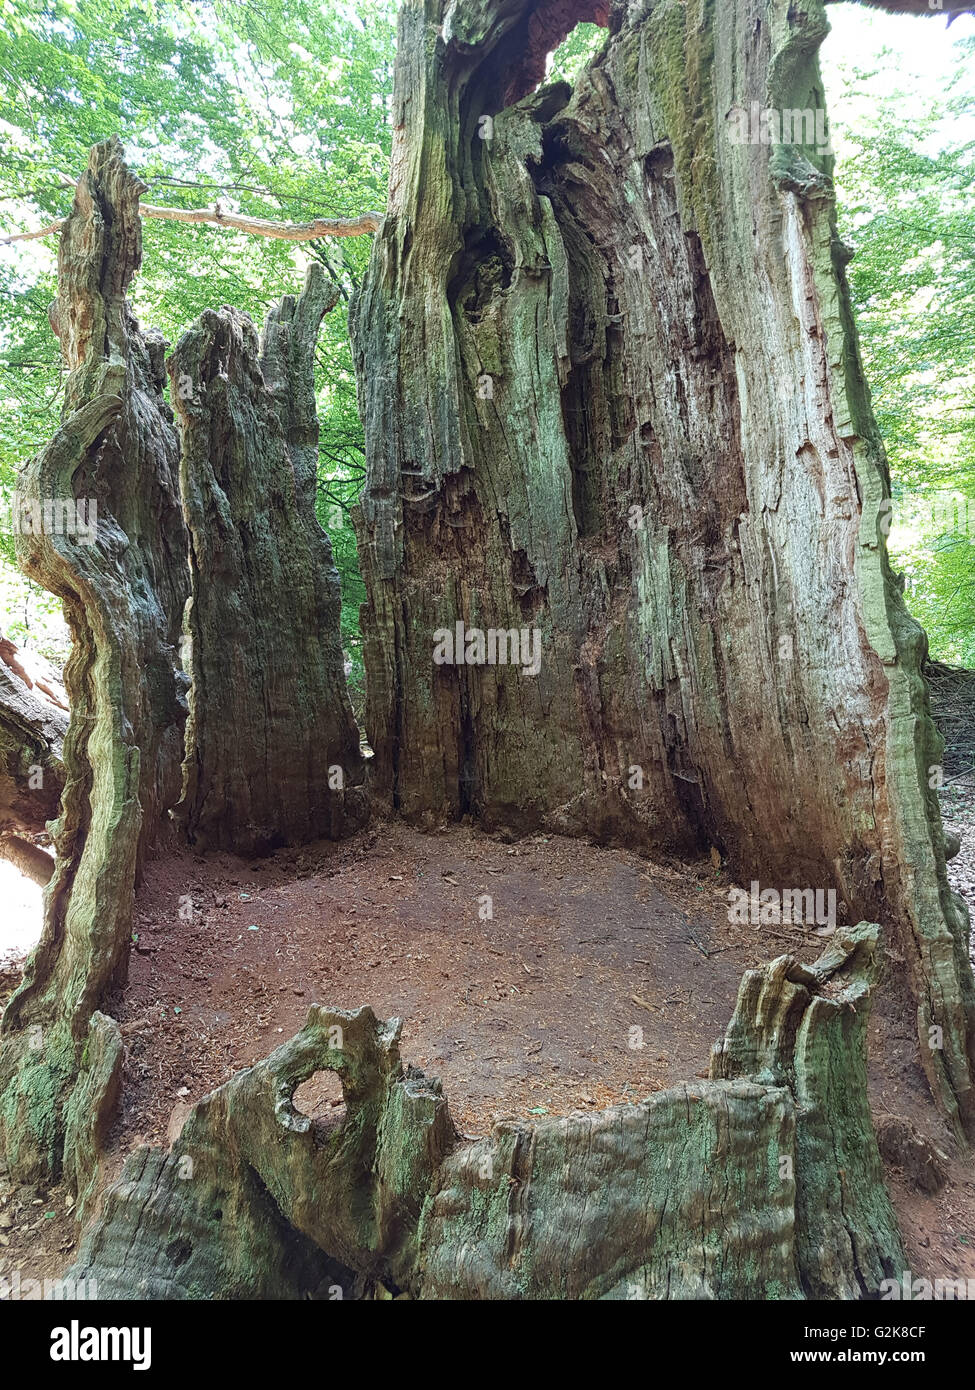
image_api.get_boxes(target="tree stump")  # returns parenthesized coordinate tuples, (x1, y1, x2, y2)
(67, 926, 903, 1299)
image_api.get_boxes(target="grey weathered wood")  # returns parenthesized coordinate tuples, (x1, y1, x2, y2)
(0, 632, 67, 840)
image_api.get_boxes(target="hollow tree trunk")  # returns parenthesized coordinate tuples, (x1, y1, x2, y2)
(352, 0, 975, 1136)
(0, 137, 191, 1184)
(169, 265, 366, 854)
(66, 925, 903, 1299)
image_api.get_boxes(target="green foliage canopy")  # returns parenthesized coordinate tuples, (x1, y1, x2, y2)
(0, 1, 974, 686)
(0, 0, 398, 695)
(825, 14, 975, 663)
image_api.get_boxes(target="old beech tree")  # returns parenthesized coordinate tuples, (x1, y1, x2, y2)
(354, 0, 975, 1136)
(0, 0, 973, 1299)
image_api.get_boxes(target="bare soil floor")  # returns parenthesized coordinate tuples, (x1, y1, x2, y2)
(119, 820, 770, 1142)
(3, 811, 975, 1294)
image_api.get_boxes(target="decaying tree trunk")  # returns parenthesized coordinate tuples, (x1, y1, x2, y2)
(0, 140, 370, 1186)
(352, 0, 975, 1136)
(0, 0, 965, 1300)
(0, 631, 67, 885)
(66, 925, 903, 1299)
(169, 265, 366, 854)
(0, 137, 191, 1184)
(0, 629, 67, 875)
(0, 834, 54, 888)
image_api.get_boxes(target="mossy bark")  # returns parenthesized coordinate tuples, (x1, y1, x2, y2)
(352, 0, 975, 1136)
(62, 1012, 123, 1226)
(168, 265, 366, 854)
(67, 926, 902, 1299)
(0, 143, 369, 1187)
(0, 138, 191, 1184)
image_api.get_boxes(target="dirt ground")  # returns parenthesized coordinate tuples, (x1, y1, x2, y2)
(117, 820, 773, 1143)
(3, 809, 975, 1294)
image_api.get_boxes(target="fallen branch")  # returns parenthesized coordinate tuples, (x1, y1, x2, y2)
(0, 629, 68, 841)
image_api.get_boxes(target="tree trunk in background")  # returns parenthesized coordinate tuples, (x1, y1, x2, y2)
(0, 835, 54, 887)
(0, 632, 68, 886)
(0, 137, 191, 1183)
(353, 0, 975, 1135)
(0, 631, 67, 840)
(169, 265, 365, 855)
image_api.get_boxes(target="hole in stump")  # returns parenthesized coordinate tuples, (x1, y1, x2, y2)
(293, 1070, 347, 1138)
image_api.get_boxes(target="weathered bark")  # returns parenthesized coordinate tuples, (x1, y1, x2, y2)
(169, 265, 366, 853)
(352, 0, 975, 1135)
(61, 1012, 124, 1225)
(0, 630, 68, 712)
(710, 926, 901, 1299)
(67, 924, 903, 1299)
(0, 137, 191, 1183)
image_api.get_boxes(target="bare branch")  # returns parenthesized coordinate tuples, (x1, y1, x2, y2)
(1, 217, 65, 245)
(835, 0, 974, 14)
(142, 202, 382, 239)
(1, 201, 382, 247)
